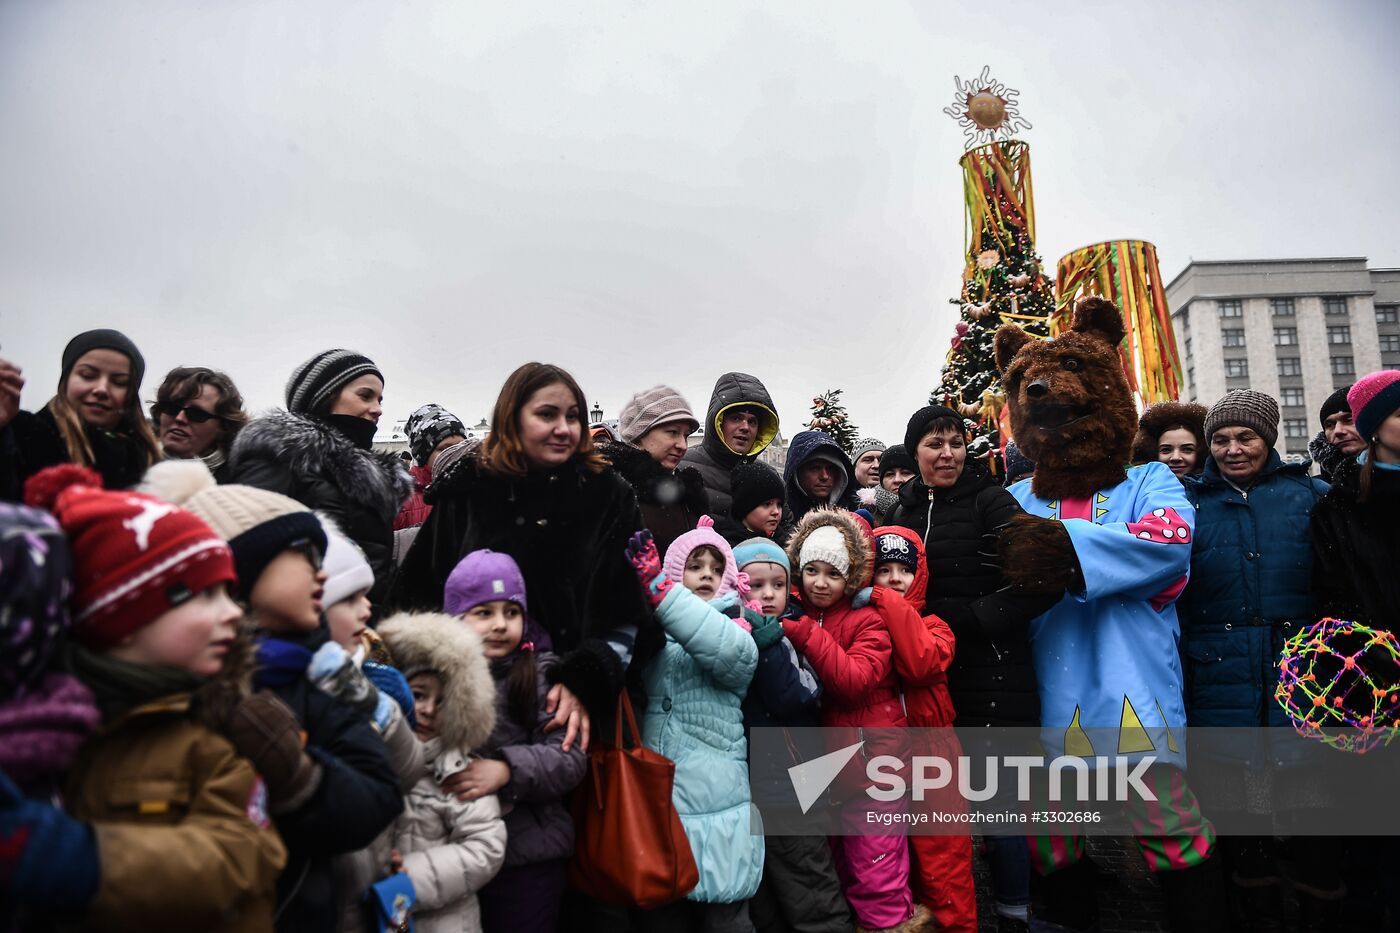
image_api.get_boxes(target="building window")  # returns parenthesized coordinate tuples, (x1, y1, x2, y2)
(1278, 357, 1302, 376)
(1284, 418, 1308, 439)
(1187, 366, 1195, 388)
(1323, 296, 1348, 316)
(1381, 334, 1400, 353)
(1280, 387, 1305, 407)
(1222, 329, 1246, 347)
(1269, 298, 1295, 316)
(1331, 356, 1355, 376)
(1218, 299, 1243, 318)
(1226, 359, 1249, 378)
(1274, 327, 1297, 346)
(1327, 325, 1351, 345)
(1378, 305, 1399, 324)
(1185, 337, 1193, 358)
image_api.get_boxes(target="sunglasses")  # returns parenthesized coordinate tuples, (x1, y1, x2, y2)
(155, 402, 227, 425)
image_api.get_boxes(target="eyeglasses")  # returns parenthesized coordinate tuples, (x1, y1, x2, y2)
(287, 537, 324, 571)
(155, 402, 227, 425)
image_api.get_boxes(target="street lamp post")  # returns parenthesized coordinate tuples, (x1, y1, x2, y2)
(591, 401, 604, 423)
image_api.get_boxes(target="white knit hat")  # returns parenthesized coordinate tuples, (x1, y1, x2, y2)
(798, 525, 850, 578)
(321, 519, 374, 607)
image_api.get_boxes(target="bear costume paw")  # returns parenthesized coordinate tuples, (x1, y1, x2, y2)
(997, 512, 1084, 595)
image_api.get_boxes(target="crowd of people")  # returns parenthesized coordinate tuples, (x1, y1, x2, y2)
(0, 327, 1397, 933)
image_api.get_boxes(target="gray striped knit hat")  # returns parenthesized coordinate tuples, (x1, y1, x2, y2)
(1204, 389, 1279, 448)
(285, 349, 383, 414)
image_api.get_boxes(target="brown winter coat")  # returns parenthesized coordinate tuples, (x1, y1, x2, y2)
(64, 691, 287, 932)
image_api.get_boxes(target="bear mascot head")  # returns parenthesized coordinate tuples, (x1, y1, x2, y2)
(994, 295, 1138, 502)
(991, 296, 1139, 593)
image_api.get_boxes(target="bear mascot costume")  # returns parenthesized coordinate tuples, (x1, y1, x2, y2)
(993, 296, 1226, 932)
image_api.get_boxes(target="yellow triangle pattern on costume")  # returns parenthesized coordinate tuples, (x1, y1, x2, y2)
(1155, 701, 1179, 753)
(1064, 705, 1094, 758)
(1096, 492, 1109, 503)
(1118, 696, 1156, 754)
(1095, 508, 1109, 519)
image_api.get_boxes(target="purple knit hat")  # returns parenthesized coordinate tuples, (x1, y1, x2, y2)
(0, 502, 76, 699)
(444, 549, 528, 616)
(663, 516, 743, 600)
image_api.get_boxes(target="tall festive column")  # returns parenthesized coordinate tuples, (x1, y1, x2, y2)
(932, 68, 1053, 468)
(1055, 240, 1183, 406)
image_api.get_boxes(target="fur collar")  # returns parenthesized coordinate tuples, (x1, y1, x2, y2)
(599, 441, 707, 510)
(230, 409, 411, 520)
(785, 508, 873, 590)
(376, 612, 496, 753)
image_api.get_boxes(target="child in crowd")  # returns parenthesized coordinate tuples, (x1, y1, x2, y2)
(715, 459, 786, 546)
(732, 537, 854, 933)
(378, 610, 508, 933)
(877, 445, 917, 494)
(139, 460, 402, 933)
(625, 517, 764, 932)
(443, 549, 588, 933)
(782, 509, 924, 933)
(317, 518, 425, 933)
(12, 466, 286, 931)
(869, 526, 975, 932)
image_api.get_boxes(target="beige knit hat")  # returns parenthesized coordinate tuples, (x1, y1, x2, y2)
(618, 385, 699, 444)
(1204, 390, 1280, 448)
(140, 460, 327, 598)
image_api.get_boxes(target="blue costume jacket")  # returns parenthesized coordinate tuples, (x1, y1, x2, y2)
(1009, 461, 1194, 762)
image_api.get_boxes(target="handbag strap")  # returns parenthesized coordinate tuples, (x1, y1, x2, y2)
(614, 691, 642, 749)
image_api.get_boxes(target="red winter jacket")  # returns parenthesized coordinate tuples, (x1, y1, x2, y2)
(870, 526, 956, 728)
(393, 463, 433, 531)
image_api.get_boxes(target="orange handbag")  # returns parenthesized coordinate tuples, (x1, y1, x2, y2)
(567, 692, 699, 909)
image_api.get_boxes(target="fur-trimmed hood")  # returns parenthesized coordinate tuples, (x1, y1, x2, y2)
(1131, 401, 1208, 467)
(599, 440, 708, 512)
(785, 508, 872, 590)
(229, 409, 411, 521)
(376, 611, 496, 753)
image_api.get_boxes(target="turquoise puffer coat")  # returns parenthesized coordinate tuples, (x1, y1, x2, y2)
(1179, 452, 1328, 765)
(642, 586, 763, 904)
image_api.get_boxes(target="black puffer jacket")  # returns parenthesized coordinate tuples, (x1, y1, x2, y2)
(226, 410, 411, 604)
(1310, 454, 1400, 628)
(599, 440, 709, 555)
(886, 461, 1057, 726)
(0, 407, 152, 500)
(679, 372, 779, 518)
(390, 454, 658, 719)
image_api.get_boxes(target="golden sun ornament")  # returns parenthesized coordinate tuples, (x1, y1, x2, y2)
(943, 66, 1031, 148)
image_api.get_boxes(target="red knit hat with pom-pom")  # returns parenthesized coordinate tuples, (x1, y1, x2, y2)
(23, 465, 236, 649)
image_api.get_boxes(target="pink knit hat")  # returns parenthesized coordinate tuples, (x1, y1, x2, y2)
(663, 516, 744, 600)
(1347, 371, 1400, 441)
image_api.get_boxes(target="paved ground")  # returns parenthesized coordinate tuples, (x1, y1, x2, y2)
(972, 836, 1168, 932)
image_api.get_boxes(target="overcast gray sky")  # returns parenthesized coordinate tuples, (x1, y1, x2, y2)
(3, 0, 1398, 444)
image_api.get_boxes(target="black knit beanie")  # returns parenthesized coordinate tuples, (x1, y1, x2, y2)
(904, 405, 964, 453)
(62, 329, 145, 391)
(729, 460, 785, 520)
(1318, 384, 1352, 429)
(877, 444, 916, 478)
(285, 349, 383, 414)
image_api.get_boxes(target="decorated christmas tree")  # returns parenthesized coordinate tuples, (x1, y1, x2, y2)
(806, 389, 858, 454)
(932, 68, 1053, 468)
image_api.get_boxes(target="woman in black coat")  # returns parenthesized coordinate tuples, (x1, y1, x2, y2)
(226, 350, 410, 605)
(391, 363, 657, 741)
(0, 329, 160, 500)
(886, 405, 1057, 728)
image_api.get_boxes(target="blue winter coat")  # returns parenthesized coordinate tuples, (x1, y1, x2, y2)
(1179, 453, 1328, 763)
(742, 628, 823, 811)
(642, 586, 763, 904)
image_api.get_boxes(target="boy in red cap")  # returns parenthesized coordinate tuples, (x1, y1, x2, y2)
(2, 465, 287, 931)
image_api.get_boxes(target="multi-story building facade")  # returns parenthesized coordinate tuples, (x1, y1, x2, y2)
(1168, 258, 1400, 461)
